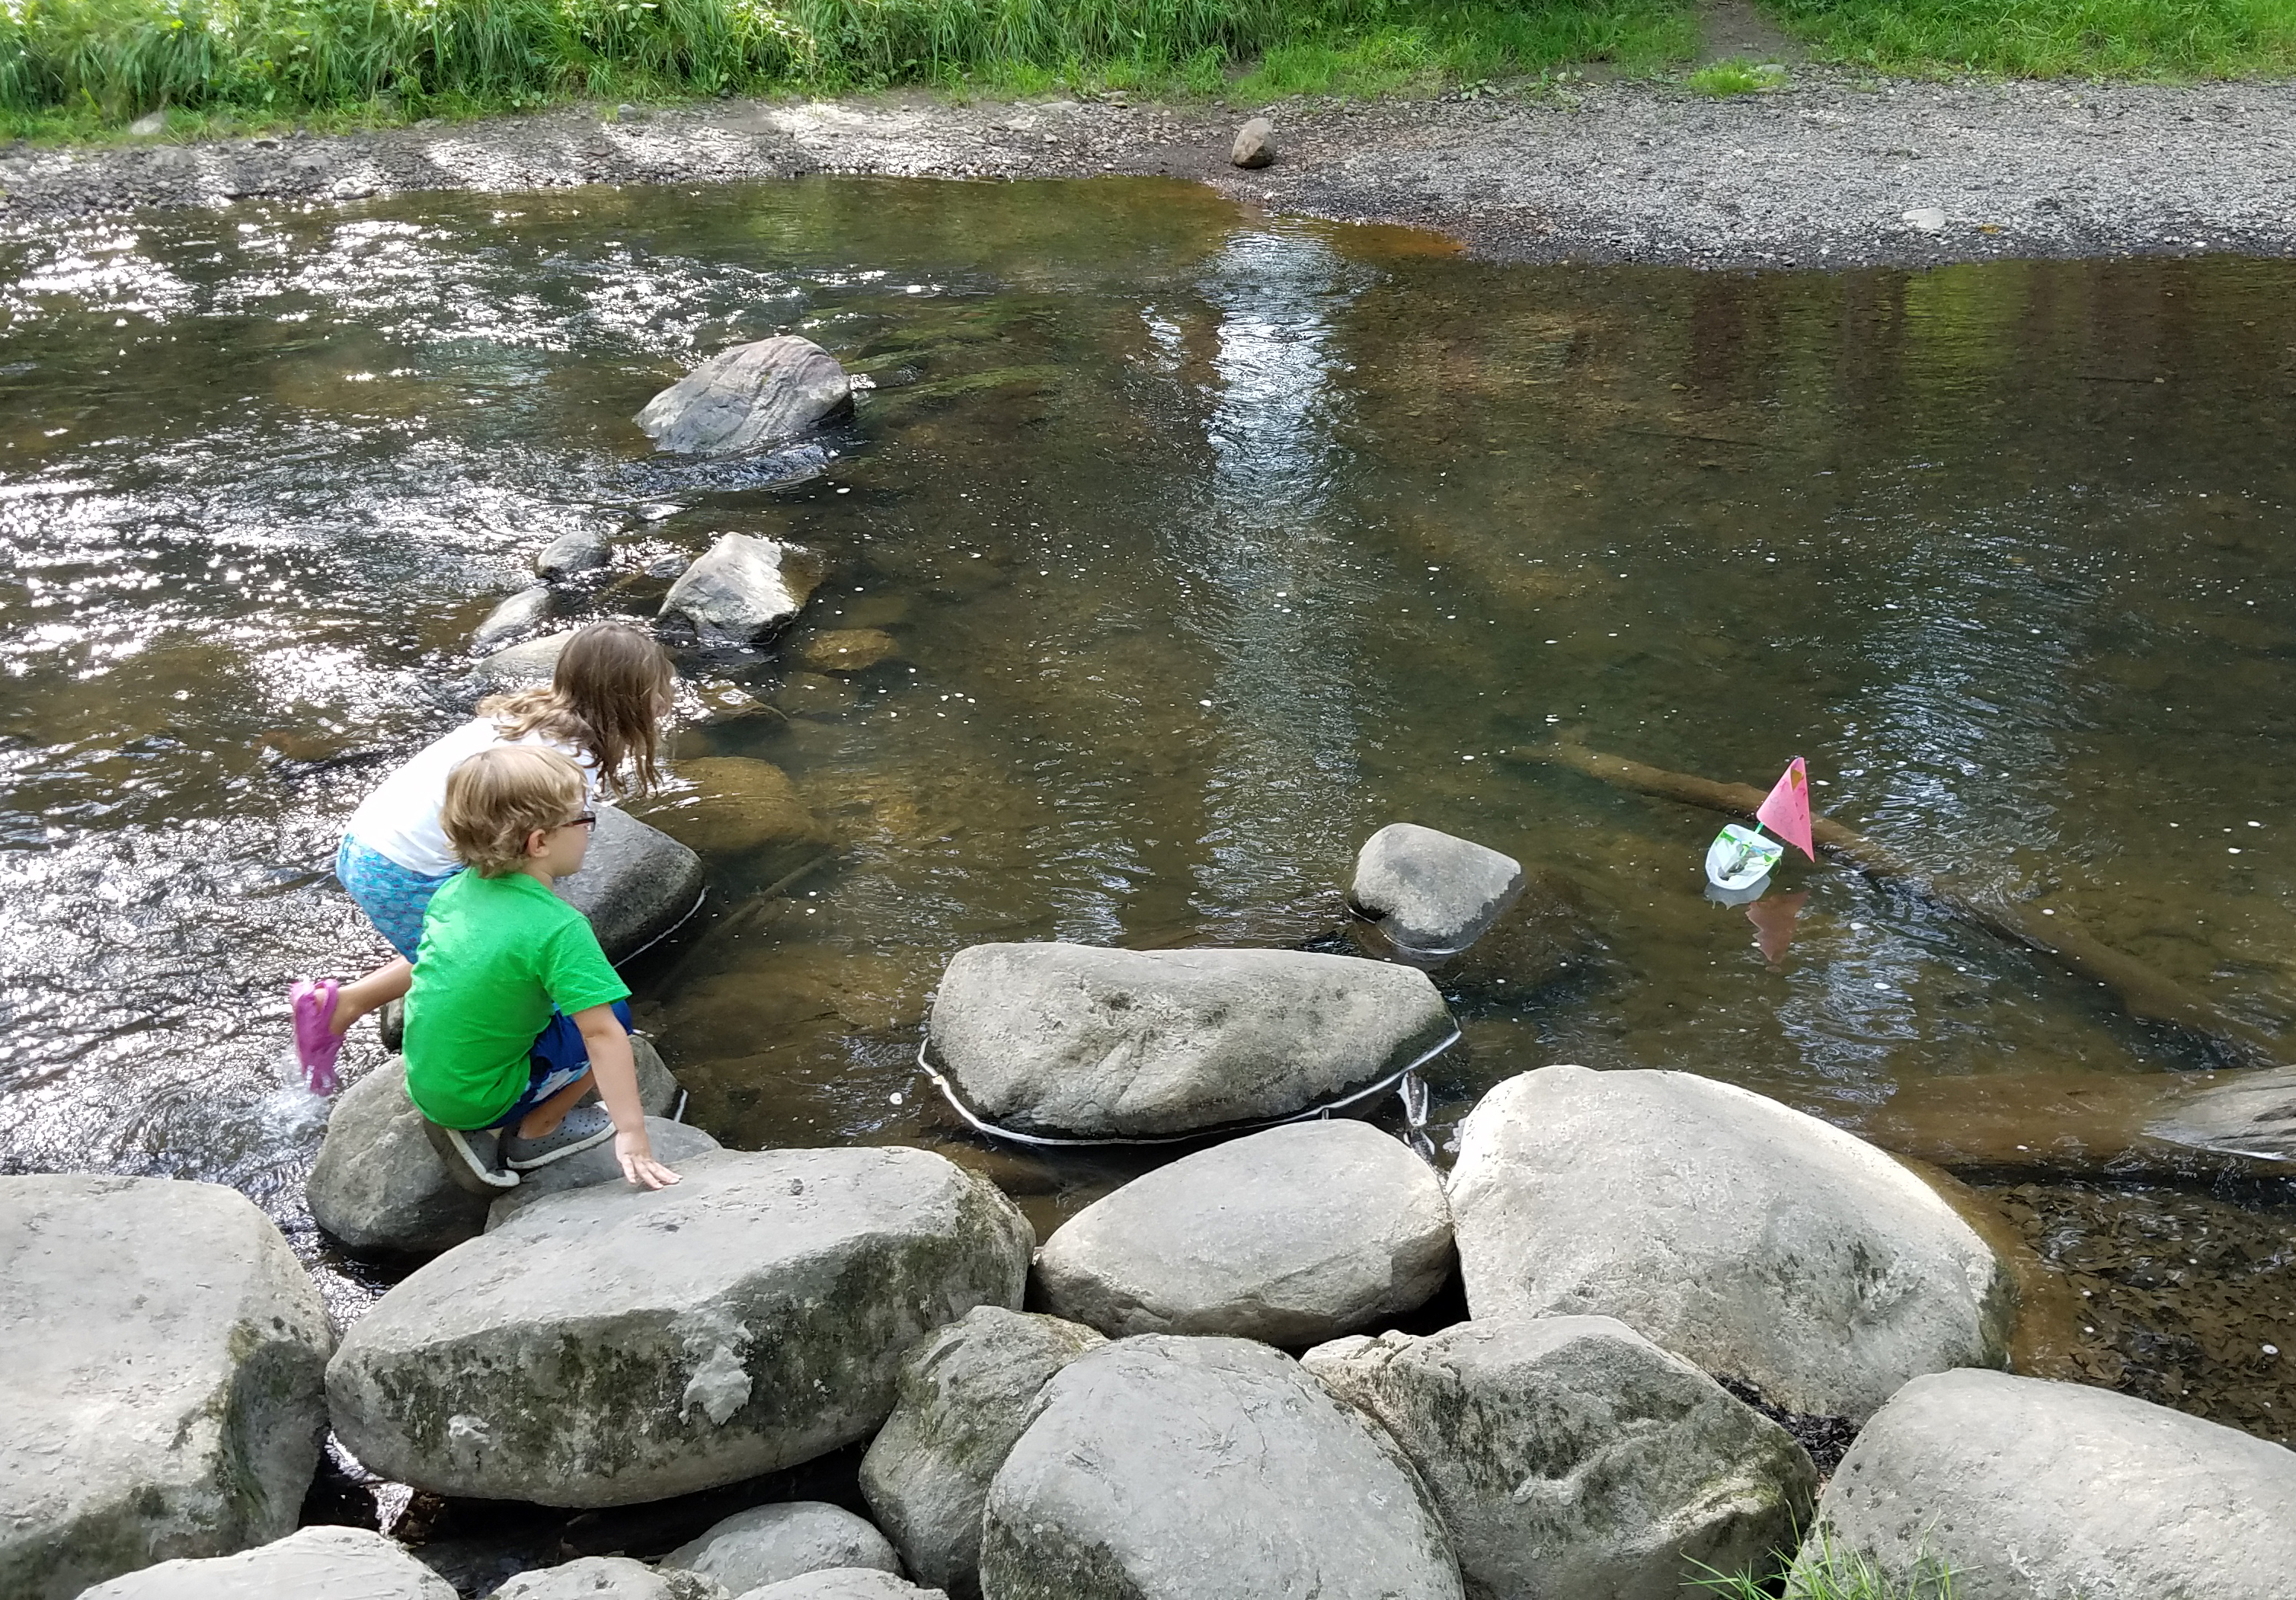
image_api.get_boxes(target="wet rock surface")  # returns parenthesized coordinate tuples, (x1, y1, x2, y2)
(660, 533, 819, 643)
(980, 1334, 1464, 1599)
(639, 756, 835, 859)
(636, 337, 852, 456)
(0, 1176, 334, 1600)
(927, 942, 1456, 1139)
(484, 1113, 720, 1227)
(472, 630, 576, 690)
(1449, 1065, 2013, 1420)
(1348, 822, 1524, 957)
(13, 82, 2296, 271)
(489, 1555, 731, 1599)
(536, 528, 612, 581)
(328, 1148, 1031, 1506)
(859, 1307, 1105, 1598)
(1304, 1315, 1817, 1600)
(1805, 1368, 2296, 1600)
(1034, 1119, 1452, 1343)
(473, 585, 556, 650)
(556, 802, 707, 962)
(72, 1525, 457, 1600)
(660, 1503, 899, 1595)
(798, 628, 899, 673)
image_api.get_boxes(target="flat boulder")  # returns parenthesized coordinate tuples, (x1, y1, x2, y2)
(1348, 822, 1524, 958)
(928, 944, 1456, 1139)
(0, 1177, 334, 1600)
(859, 1307, 1105, 1598)
(72, 1526, 456, 1600)
(307, 1043, 687, 1256)
(1449, 1066, 2012, 1420)
(474, 586, 556, 651)
(489, 1556, 728, 1599)
(1801, 1368, 2296, 1600)
(1303, 1316, 1816, 1600)
(980, 1335, 1463, 1600)
(558, 803, 706, 963)
(637, 337, 854, 457)
(639, 757, 834, 860)
(485, 1115, 721, 1228)
(472, 631, 575, 690)
(798, 629, 899, 673)
(328, 1148, 1031, 1506)
(738, 1573, 944, 1600)
(1034, 1119, 1451, 1343)
(660, 1503, 898, 1595)
(660, 534, 820, 644)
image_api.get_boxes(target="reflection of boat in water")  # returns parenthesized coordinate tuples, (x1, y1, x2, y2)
(1704, 821, 1785, 900)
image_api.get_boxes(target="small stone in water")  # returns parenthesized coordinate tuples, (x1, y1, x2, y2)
(889, 1092, 903, 1105)
(2267, 1344, 2280, 1356)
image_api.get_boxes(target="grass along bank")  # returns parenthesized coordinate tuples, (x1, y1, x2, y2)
(1772, 0, 2296, 78)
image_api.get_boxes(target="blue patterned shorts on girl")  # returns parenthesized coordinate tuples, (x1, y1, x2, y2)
(335, 835, 460, 960)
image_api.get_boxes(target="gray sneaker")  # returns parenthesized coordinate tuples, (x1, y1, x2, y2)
(423, 1119, 519, 1194)
(504, 1103, 616, 1170)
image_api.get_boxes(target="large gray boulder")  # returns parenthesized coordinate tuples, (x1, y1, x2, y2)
(980, 1336, 1464, 1600)
(1034, 1119, 1452, 1343)
(306, 1043, 687, 1256)
(472, 630, 575, 690)
(737, 1573, 944, 1600)
(660, 534, 819, 644)
(72, 1526, 456, 1600)
(328, 1148, 1032, 1506)
(537, 528, 612, 581)
(636, 337, 854, 457)
(485, 1115, 721, 1228)
(0, 1177, 334, 1600)
(1303, 1316, 1817, 1600)
(489, 1555, 730, 1600)
(660, 1503, 898, 1595)
(1799, 1368, 2296, 1600)
(474, 586, 556, 650)
(558, 803, 707, 963)
(1348, 822, 1525, 958)
(928, 944, 1456, 1139)
(858, 1308, 1104, 1598)
(1449, 1066, 2013, 1420)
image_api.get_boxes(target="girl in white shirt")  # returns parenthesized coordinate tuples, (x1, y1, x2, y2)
(290, 622, 674, 1090)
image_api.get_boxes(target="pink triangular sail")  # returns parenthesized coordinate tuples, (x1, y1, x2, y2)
(1755, 757, 1815, 861)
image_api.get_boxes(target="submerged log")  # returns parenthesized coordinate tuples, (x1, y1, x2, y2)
(1508, 736, 2283, 1071)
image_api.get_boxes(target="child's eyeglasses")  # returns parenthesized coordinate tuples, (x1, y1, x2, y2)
(559, 814, 598, 832)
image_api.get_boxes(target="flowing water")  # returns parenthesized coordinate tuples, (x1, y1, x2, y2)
(3, 177, 2294, 1448)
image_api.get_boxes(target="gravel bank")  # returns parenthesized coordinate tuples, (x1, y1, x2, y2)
(5, 71, 2294, 267)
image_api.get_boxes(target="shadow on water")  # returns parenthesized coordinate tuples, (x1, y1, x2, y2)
(2, 177, 2293, 1459)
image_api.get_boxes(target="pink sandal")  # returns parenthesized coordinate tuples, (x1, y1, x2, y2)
(290, 978, 346, 1096)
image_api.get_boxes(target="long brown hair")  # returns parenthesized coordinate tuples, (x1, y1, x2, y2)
(480, 622, 673, 800)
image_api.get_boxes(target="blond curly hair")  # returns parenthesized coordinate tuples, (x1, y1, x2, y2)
(441, 746, 587, 878)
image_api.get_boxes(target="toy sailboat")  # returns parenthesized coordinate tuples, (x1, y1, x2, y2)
(1703, 757, 1816, 899)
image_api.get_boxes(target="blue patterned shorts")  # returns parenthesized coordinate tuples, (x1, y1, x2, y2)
(336, 835, 460, 960)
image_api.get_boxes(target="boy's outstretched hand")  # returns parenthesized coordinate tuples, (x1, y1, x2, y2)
(617, 1127, 681, 1190)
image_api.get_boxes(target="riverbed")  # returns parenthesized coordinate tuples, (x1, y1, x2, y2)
(1, 175, 2290, 1447)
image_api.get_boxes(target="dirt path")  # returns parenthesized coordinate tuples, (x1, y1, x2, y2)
(5, 69, 2294, 269)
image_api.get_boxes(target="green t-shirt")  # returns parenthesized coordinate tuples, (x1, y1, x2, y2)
(403, 869, 631, 1129)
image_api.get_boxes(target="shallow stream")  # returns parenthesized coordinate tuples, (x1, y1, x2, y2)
(2, 177, 2292, 1451)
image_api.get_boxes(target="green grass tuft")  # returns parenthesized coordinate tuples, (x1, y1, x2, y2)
(1687, 55, 1786, 92)
(1764, 0, 2296, 78)
(1695, 1528, 1956, 1600)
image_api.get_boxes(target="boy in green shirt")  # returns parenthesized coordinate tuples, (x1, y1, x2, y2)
(407, 744, 681, 1195)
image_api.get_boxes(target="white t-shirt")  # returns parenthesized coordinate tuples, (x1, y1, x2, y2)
(346, 717, 600, 878)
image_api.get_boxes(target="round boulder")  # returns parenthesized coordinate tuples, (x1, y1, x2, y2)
(472, 631, 576, 691)
(1303, 1316, 1817, 1600)
(980, 1335, 1464, 1599)
(859, 1307, 1105, 1598)
(927, 943, 1456, 1139)
(798, 629, 899, 673)
(660, 1503, 898, 1595)
(0, 1177, 334, 1600)
(636, 337, 854, 457)
(327, 1148, 1031, 1507)
(1449, 1066, 2013, 1420)
(537, 528, 612, 581)
(1034, 1119, 1452, 1343)
(1801, 1368, 2296, 1600)
(489, 1556, 728, 1599)
(1348, 822, 1525, 957)
(72, 1526, 456, 1600)
(474, 586, 556, 651)
(1231, 117, 1275, 168)
(557, 803, 707, 963)
(660, 533, 820, 644)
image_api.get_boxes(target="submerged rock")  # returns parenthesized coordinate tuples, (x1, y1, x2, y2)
(1034, 1120, 1451, 1343)
(558, 803, 706, 963)
(488, 1555, 729, 1599)
(1449, 1066, 2013, 1420)
(980, 1335, 1463, 1600)
(660, 1503, 898, 1595)
(798, 628, 899, 673)
(328, 1148, 1032, 1506)
(536, 528, 612, 581)
(1303, 1316, 1816, 1600)
(1802, 1368, 2296, 1600)
(859, 1307, 1105, 1598)
(1348, 822, 1524, 957)
(639, 756, 834, 860)
(636, 337, 854, 457)
(928, 943, 1455, 1139)
(473, 630, 576, 690)
(0, 1176, 334, 1600)
(72, 1525, 456, 1600)
(308, 1043, 685, 1256)
(660, 533, 820, 643)
(1231, 117, 1276, 168)
(473, 586, 556, 650)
